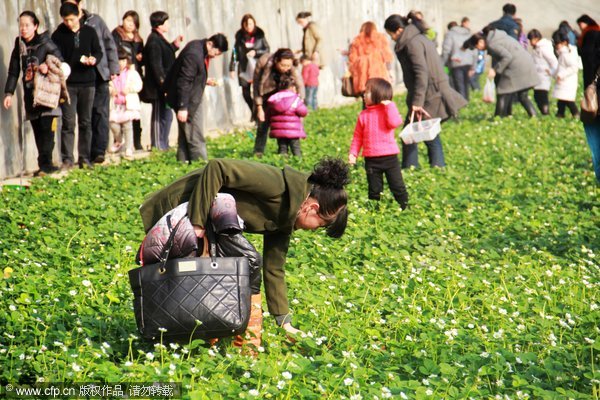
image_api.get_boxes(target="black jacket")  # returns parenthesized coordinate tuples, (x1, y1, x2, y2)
(578, 28, 600, 88)
(51, 24, 102, 87)
(112, 26, 144, 75)
(164, 39, 208, 115)
(4, 32, 63, 115)
(229, 27, 270, 83)
(142, 30, 178, 101)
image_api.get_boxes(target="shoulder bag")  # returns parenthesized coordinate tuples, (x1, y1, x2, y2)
(128, 218, 251, 341)
(581, 66, 600, 124)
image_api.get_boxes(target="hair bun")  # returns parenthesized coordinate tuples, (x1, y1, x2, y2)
(310, 158, 350, 189)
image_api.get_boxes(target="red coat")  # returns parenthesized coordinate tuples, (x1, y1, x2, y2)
(266, 90, 308, 139)
(348, 31, 394, 94)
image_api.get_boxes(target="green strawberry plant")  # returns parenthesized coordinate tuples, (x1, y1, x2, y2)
(0, 92, 598, 399)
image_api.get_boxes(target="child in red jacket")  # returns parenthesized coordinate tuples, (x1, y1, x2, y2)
(266, 75, 308, 156)
(348, 78, 408, 209)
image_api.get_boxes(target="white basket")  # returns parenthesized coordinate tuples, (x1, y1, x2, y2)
(399, 117, 441, 145)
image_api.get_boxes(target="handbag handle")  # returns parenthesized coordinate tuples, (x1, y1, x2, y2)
(157, 216, 217, 274)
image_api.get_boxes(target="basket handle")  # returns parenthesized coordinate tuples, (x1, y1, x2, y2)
(410, 107, 431, 125)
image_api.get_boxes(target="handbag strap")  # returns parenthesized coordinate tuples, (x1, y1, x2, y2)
(158, 216, 186, 265)
(158, 216, 217, 273)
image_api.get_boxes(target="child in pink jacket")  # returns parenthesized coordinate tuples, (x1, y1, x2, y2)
(267, 75, 308, 156)
(348, 78, 408, 209)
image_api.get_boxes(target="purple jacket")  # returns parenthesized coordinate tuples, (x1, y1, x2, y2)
(267, 90, 307, 139)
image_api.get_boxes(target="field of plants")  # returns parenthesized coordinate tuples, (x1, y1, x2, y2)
(1, 93, 599, 399)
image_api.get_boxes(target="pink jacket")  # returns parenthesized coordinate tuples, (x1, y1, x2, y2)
(349, 102, 403, 158)
(302, 62, 319, 87)
(267, 90, 308, 139)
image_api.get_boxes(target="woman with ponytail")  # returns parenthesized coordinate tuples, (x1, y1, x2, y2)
(384, 13, 467, 169)
(139, 157, 350, 339)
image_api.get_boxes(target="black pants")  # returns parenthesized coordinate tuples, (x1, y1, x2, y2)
(240, 81, 253, 114)
(132, 119, 143, 150)
(30, 116, 56, 171)
(496, 90, 536, 117)
(61, 85, 95, 163)
(364, 155, 408, 209)
(557, 100, 579, 117)
(254, 120, 269, 154)
(91, 79, 110, 160)
(451, 65, 471, 101)
(277, 138, 301, 156)
(533, 90, 550, 115)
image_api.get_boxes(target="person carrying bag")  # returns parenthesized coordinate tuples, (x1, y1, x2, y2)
(130, 194, 263, 346)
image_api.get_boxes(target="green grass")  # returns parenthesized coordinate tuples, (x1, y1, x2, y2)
(0, 92, 598, 399)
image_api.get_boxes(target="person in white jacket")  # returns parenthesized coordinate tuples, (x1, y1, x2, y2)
(527, 29, 558, 115)
(109, 48, 143, 158)
(551, 30, 580, 118)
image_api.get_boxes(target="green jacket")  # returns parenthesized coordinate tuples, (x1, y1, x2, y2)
(139, 159, 312, 318)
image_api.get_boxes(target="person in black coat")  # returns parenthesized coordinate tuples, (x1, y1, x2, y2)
(164, 34, 228, 162)
(112, 10, 145, 150)
(577, 14, 600, 183)
(3, 11, 63, 176)
(142, 11, 183, 150)
(52, 2, 103, 170)
(229, 14, 270, 114)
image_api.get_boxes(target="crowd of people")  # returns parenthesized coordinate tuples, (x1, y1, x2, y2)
(3, 3, 598, 182)
(2, 2, 599, 347)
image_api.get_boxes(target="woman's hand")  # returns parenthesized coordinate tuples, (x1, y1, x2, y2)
(38, 63, 49, 74)
(136, 53, 143, 62)
(348, 154, 357, 165)
(247, 50, 256, 58)
(257, 106, 265, 122)
(487, 68, 496, 79)
(411, 105, 431, 119)
(3, 95, 12, 110)
(174, 35, 184, 48)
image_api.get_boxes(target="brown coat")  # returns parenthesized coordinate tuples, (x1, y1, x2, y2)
(302, 22, 324, 66)
(348, 31, 394, 94)
(253, 53, 305, 107)
(394, 24, 467, 120)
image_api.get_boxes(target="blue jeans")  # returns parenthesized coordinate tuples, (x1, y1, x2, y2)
(402, 135, 446, 168)
(584, 120, 600, 183)
(305, 86, 318, 110)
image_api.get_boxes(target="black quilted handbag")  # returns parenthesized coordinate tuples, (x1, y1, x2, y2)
(128, 219, 251, 341)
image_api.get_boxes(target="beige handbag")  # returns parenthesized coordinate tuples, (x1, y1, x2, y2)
(580, 67, 599, 124)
